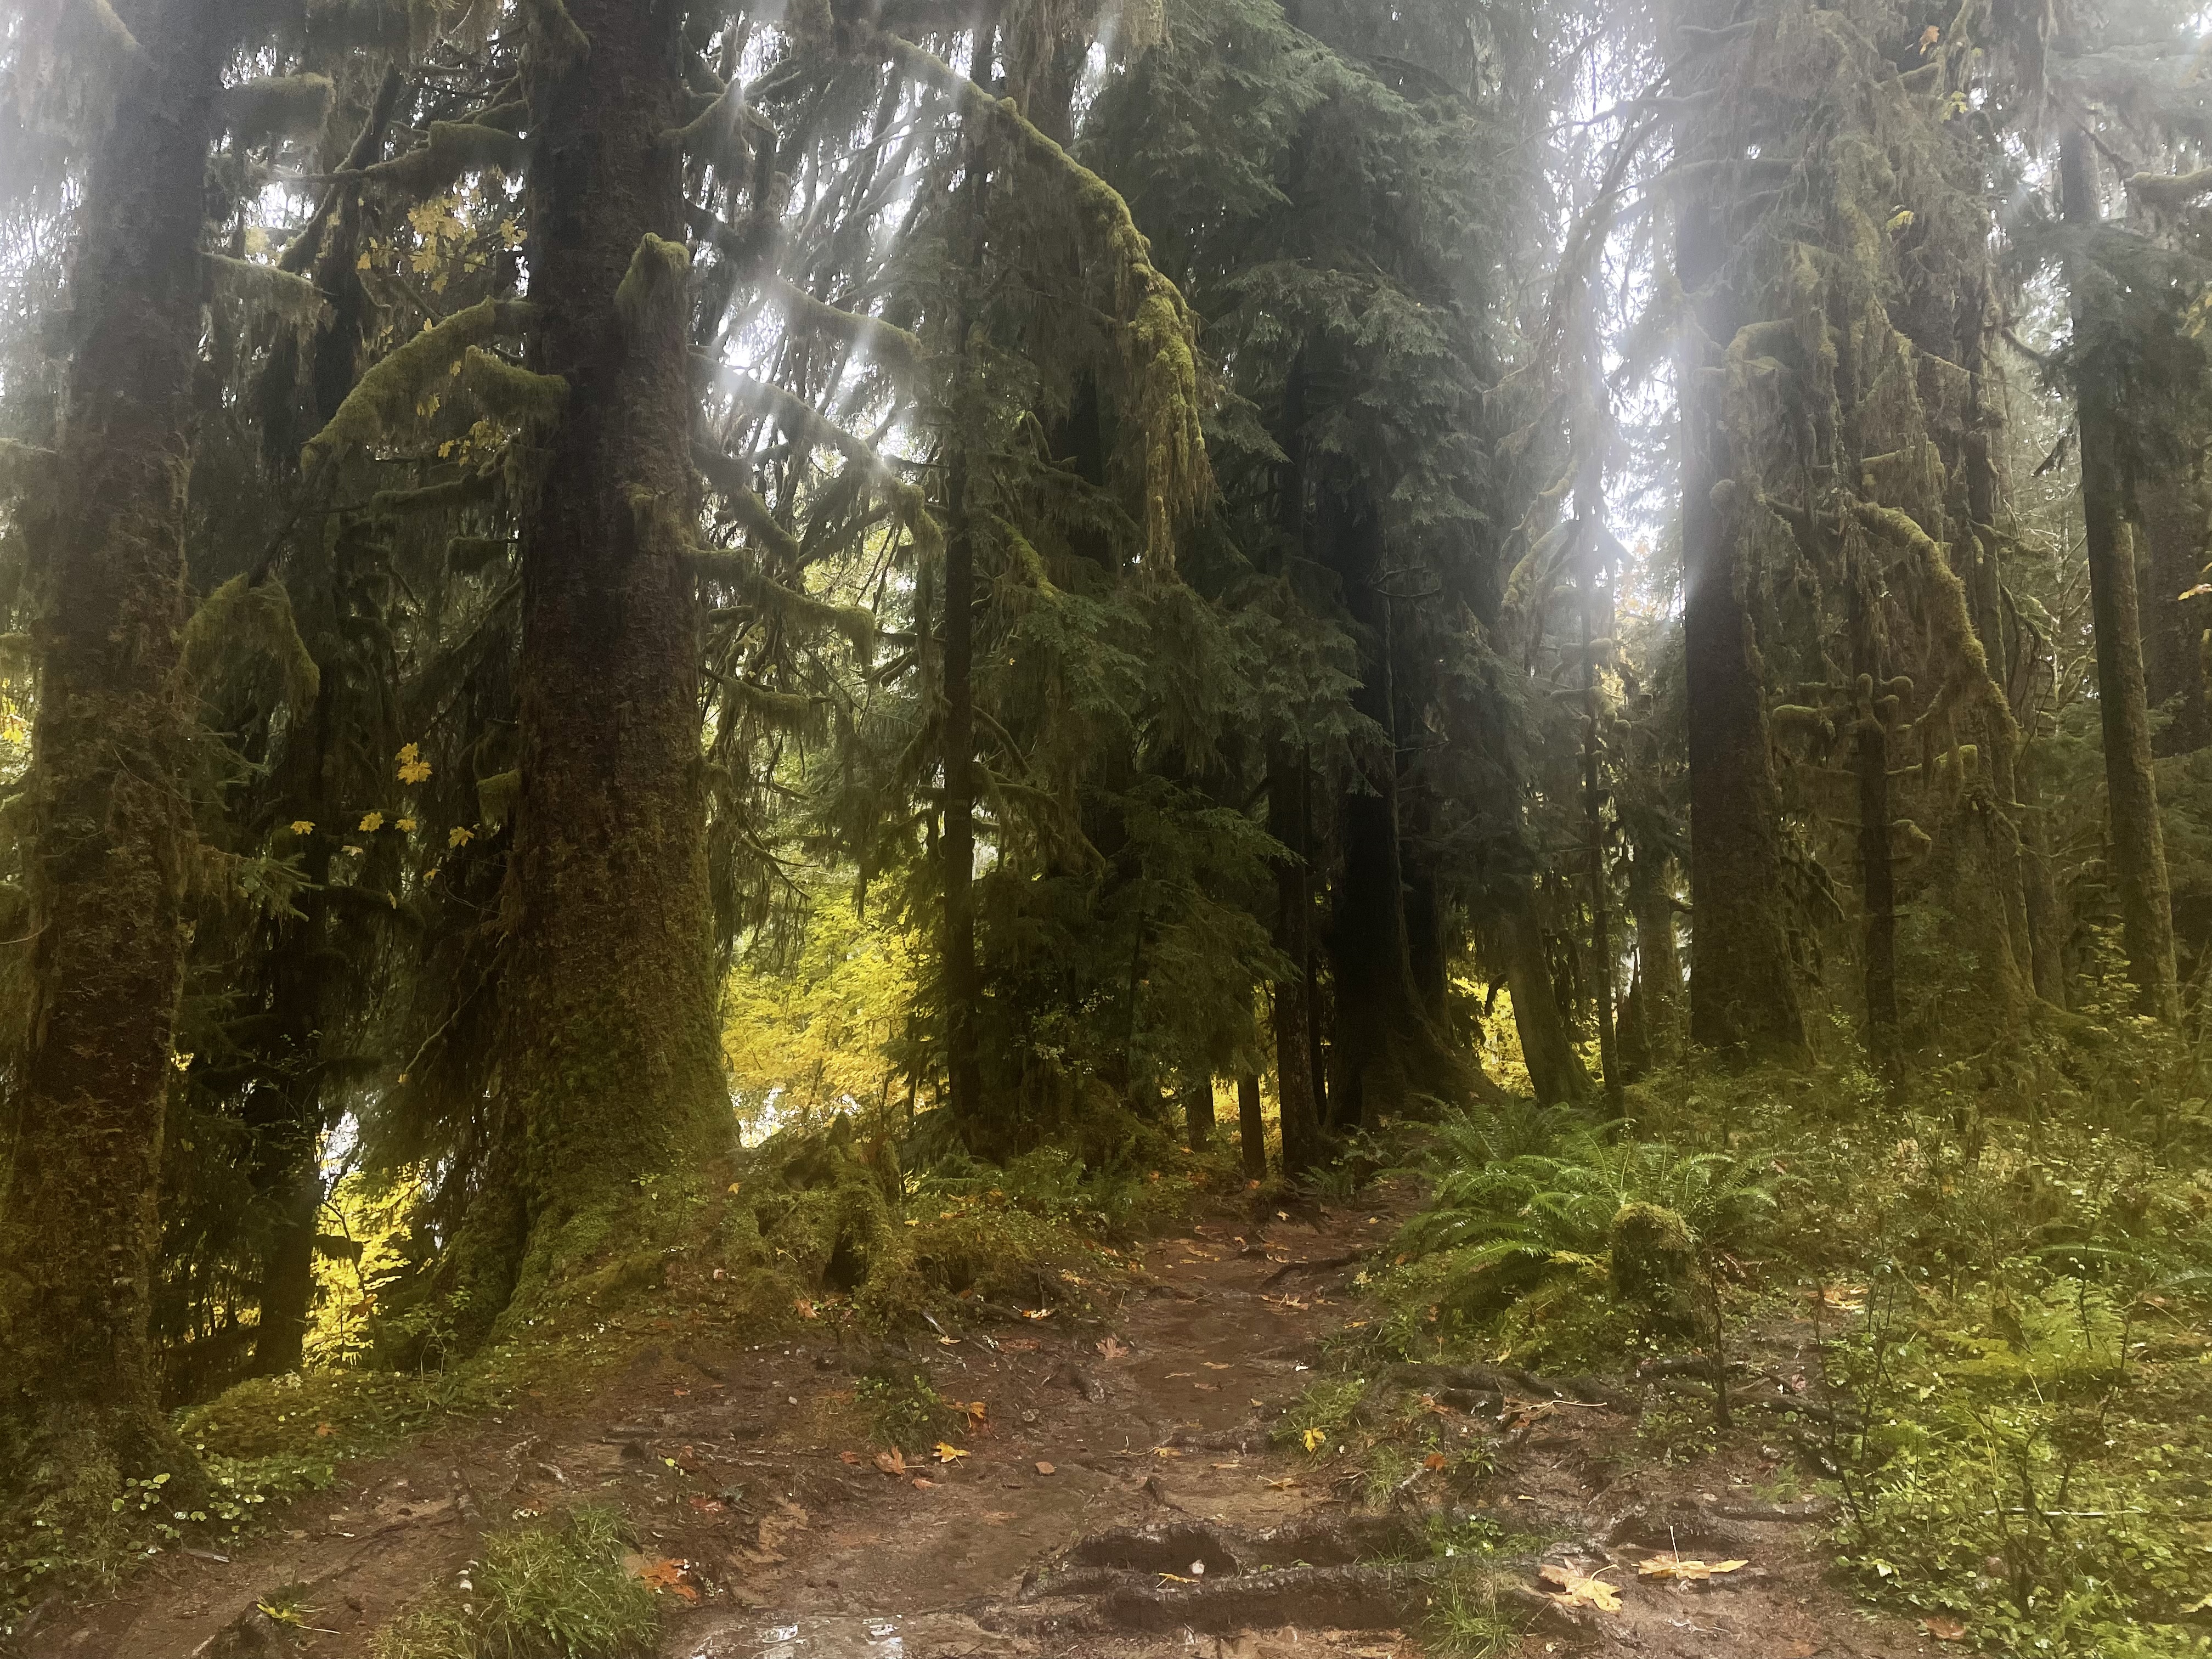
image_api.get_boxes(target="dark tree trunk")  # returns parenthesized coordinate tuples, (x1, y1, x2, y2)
(1268, 757, 1327, 1174)
(1237, 1075, 1267, 1181)
(1620, 849, 1685, 1076)
(1579, 557, 1621, 1108)
(488, 0, 731, 1306)
(1319, 480, 1491, 1121)
(2135, 470, 2210, 757)
(0, 0, 229, 1510)
(942, 454, 984, 1128)
(1182, 1079, 1215, 1152)
(2062, 130, 2180, 1022)
(1677, 191, 1809, 1062)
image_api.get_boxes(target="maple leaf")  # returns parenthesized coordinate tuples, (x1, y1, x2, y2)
(872, 1449, 906, 1476)
(1921, 1616, 1969, 1641)
(1639, 1554, 1750, 1581)
(933, 1442, 970, 1463)
(961, 1400, 988, 1425)
(1097, 1336, 1130, 1359)
(1020, 1307, 1054, 1319)
(288, 820, 315, 836)
(359, 811, 385, 833)
(1538, 1564, 1621, 1612)
(1424, 1452, 1447, 1470)
(1301, 1427, 1327, 1452)
(448, 825, 475, 849)
(396, 817, 417, 833)
(633, 1557, 698, 1601)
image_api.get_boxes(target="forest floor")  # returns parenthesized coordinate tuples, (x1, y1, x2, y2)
(20, 1180, 1948, 1659)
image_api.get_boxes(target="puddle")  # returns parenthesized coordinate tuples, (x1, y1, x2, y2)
(692, 1616, 905, 1658)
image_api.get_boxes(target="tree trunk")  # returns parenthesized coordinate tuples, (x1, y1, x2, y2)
(1267, 756, 1327, 1174)
(1182, 1079, 1215, 1152)
(1678, 190, 1809, 1062)
(1503, 887, 1592, 1104)
(1237, 1074, 1267, 1181)
(2135, 469, 2210, 757)
(1619, 850, 1684, 1077)
(490, 0, 731, 1307)
(0, 0, 229, 1512)
(2062, 129, 2180, 1022)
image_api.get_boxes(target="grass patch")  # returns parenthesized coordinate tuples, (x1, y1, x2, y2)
(1421, 1562, 1527, 1657)
(372, 1505, 658, 1659)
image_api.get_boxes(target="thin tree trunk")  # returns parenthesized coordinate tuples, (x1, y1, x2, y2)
(1268, 756, 1326, 1174)
(489, 0, 730, 1306)
(1237, 1074, 1267, 1181)
(1678, 189, 1809, 1062)
(1579, 551, 1621, 1109)
(2062, 129, 2180, 1022)
(2135, 470, 2210, 757)
(0, 0, 229, 1507)
(1622, 849, 1685, 1075)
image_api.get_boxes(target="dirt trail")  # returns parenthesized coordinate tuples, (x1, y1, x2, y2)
(24, 1186, 1948, 1659)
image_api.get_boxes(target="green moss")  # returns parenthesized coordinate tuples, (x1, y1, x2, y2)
(361, 122, 532, 199)
(1606, 1200, 1694, 1309)
(302, 299, 533, 469)
(461, 347, 568, 428)
(215, 74, 334, 146)
(176, 574, 321, 709)
(612, 234, 690, 341)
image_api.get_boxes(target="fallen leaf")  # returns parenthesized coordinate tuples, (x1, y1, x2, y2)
(1425, 1452, 1448, 1471)
(1152, 1446, 1183, 1459)
(933, 1442, 970, 1463)
(1538, 1564, 1621, 1612)
(1265, 1476, 1299, 1490)
(1922, 1616, 1969, 1641)
(839, 1451, 861, 1465)
(314, 1423, 334, 1438)
(687, 1497, 725, 1515)
(872, 1449, 907, 1476)
(911, 1477, 935, 1489)
(1034, 1461, 1056, 1475)
(631, 1557, 698, 1601)
(1021, 1307, 1054, 1320)
(1097, 1337, 1130, 1360)
(962, 1400, 988, 1426)
(1211, 1460, 1242, 1470)
(1301, 1427, 1327, 1452)
(1203, 1361, 1231, 1370)
(794, 1299, 819, 1319)
(1002, 1338, 1041, 1352)
(1639, 1555, 1750, 1582)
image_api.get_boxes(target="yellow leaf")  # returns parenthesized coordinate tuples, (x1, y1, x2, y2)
(871, 1448, 906, 1475)
(1301, 1427, 1327, 1453)
(359, 811, 384, 832)
(288, 819, 315, 835)
(396, 817, 417, 833)
(933, 1442, 969, 1463)
(398, 759, 432, 785)
(1886, 208, 1915, 232)
(1538, 1565, 1621, 1612)
(962, 1400, 987, 1425)
(448, 825, 475, 849)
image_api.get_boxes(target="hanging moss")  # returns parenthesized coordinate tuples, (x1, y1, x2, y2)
(765, 276, 925, 388)
(461, 346, 568, 428)
(175, 575, 321, 709)
(214, 74, 333, 148)
(361, 121, 531, 199)
(477, 769, 520, 826)
(204, 253, 329, 337)
(612, 233, 690, 342)
(300, 297, 534, 468)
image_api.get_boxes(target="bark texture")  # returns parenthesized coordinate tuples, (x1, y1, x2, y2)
(0, 0, 228, 1511)
(492, 0, 731, 1306)
(2135, 469, 2209, 757)
(1677, 188, 1808, 1063)
(2062, 131, 2179, 1022)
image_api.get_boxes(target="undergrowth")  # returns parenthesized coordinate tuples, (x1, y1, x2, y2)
(1356, 1033, 2212, 1658)
(371, 1504, 659, 1659)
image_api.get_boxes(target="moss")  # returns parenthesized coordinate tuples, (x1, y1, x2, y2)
(766, 276, 925, 386)
(371, 1506, 656, 1659)
(204, 253, 329, 337)
(361, 122, 532, 200)
(613, 233, 690, 341)
(215, 74, 334, 147)
(301, 298, 534, 469)
(460, 346, 568, 428)
(1606, 1201, 1694, 1310)
(176, 574, 320, 710)
(518, 0, 591, 74)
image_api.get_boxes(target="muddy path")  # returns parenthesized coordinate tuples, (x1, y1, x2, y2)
(23, 1185, 1948, 1659)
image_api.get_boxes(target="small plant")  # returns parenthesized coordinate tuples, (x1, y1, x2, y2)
(1421, 1564, 1525, 1657)
(854, 1369, 961, 1452)
(372, 1505, 658, 1659)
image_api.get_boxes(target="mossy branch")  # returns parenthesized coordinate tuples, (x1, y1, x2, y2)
(176, 575, 321, 709)
(684, 549, 877, 655)
(360, 121, 531, 198)
(76, 0, 143, 67)
(2127, 167, 2212, 211)
(518, 0, 590, 72)
(614, 234, 691, 341)
(302, 298, 535, 467)
(765, 276, 925, 387)
(216, 74, 334, 146)
(371, 466, 504, 516)
(461, 346, 569, 427)
(690, 444, 802, 563)
(865, 24, 1209, 565)
(659, 75, 759, 173)
(205, 253, 330, 335)
(1848, 501, 2020, 759)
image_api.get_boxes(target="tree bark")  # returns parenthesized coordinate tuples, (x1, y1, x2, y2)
(1620, 849, 1684, 1076)
(1502, 887, 1592, 1104)
(1677, 188, 1809, 1062)
(0, 0, 229, 1511)
(2135, 469, 2210, 757)
(1182, 1079, 1215, 1152)
(489, 0, 731, 1306)
(1237, 1074, 1267, 1180)
(2062, 129, 2180, 1022)
(1267, 757, 1327, 1174)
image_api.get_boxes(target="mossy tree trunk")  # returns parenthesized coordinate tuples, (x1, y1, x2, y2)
(2062, 129, 2180, 1022)
(0, 0, 229, 1511)
(489, 0, 731, 1308)
(1677, 189, 1809, 1063)
(1502, 886, 1592, 1104)
(1620, 847, 1685, 1076)
(1237, 1074, 1267, 1180)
